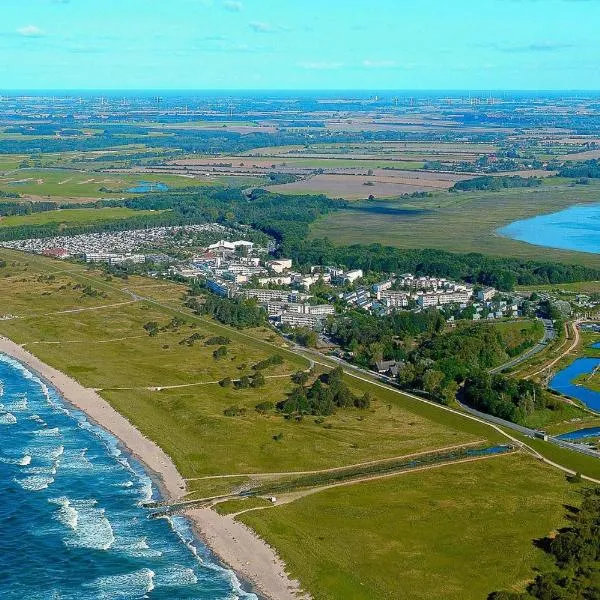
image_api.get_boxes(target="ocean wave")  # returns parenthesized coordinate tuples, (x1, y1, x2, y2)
(49, 497, 79, 530)
(34, 427, 61, 437)
(0, 412, 17, 425)
(0, 453, 31, 466)
(115, 536, 163, 559)
(154, 565, 199, 587)
(54, 498, 115, 551)
(87, 568, 155, 599)
(17, 475, 55, 491)
(4, 394, 28, 412)
(59, 448, 93, 471)
(168, 515, 258, 599)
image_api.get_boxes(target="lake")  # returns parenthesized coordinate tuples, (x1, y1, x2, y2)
(498, 203, 600, 254)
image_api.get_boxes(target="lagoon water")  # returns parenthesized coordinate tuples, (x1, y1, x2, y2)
(0, 354, 256, 600)
(498, 204, 600, 254)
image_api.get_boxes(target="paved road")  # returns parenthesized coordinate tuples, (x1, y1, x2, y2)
(489, 318, 556, 374)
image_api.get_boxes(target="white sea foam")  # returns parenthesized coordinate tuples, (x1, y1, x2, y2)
(168, 515, 258, 599)
(57, 499, 115, 551)
(60, 448, 93, 471)
(0, 412, 17, 425)
(29, 414, 46, 425)
(5, 395, 28, 412)
(34, 427, 60, 437)
(49, 497, 79, 530)
(0, 453, 31, 466)
(116, 536, 163, 559)
(154, 565, 199, 587)
(17, 475, 55, 491)
(88, 568, 155, 599)
(25, 465, 57, 476)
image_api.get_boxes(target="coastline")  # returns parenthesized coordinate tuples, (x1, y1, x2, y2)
(0, 336, 306, 600)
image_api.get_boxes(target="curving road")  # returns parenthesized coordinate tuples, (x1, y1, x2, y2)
(489, 318, 556, 374)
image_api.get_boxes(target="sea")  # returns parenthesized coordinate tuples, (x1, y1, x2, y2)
(0, 354, 257, 600)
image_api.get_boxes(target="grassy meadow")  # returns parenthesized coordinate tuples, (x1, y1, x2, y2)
(310, 180, 600, 268)
(0, 206, 159, 229)
(241, 454, 579, 600)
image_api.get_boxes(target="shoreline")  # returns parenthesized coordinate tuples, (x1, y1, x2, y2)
(0, 336, 306, 600)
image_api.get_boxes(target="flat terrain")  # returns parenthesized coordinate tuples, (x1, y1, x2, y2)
(0, 168, 203, 200)
(0, 206, 157, 228)
(0, 250, 483, 482)
(311, 180, 600, 267)
(241, 454, 576, 600)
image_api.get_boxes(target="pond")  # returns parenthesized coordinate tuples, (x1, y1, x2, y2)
(126, 181, 169, 193)
(556, 427, 600, 441)
(549, 357, 600, 411)
(497, 204, 600, 254)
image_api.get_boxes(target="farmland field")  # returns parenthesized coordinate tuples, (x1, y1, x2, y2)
(268, 172, 464, 199)
(0, 168, 205, 200)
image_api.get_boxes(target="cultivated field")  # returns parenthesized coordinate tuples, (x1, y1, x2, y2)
(0, 168, 203, 200)
(269, 172, 466, 199)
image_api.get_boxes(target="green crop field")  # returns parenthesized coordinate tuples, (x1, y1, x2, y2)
(310, 180, 600, 268)
(241, 454, 578, 600)
(0, 168, 206, 199)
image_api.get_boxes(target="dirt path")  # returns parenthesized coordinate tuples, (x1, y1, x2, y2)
(526, 319, 581, 380)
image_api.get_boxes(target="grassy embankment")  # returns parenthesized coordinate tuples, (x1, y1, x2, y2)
(310, 180, 600, 268)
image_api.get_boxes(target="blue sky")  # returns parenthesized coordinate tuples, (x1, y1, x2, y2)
(1, 0, 599, 90)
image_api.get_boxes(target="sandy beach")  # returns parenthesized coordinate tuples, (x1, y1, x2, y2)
(0, 336, 306, 600)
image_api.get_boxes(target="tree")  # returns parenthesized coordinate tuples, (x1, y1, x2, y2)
(423, 369, 445, 396)
(251, 372, 266, 388)
(213, 346, 228, 360)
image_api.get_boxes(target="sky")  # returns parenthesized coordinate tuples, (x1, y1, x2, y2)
(1, 0, 599, 90)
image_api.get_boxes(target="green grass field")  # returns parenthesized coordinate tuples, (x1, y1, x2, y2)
(241, 454, 578, 600)
(0, 207, 159, 228)
(0, 168, 206, 199)
(310, 180, 600, 268)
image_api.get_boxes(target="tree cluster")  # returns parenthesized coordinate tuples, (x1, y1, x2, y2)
(489, 488, 600, 600)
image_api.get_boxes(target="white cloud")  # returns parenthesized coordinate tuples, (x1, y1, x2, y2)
(249, 21, 274, 33)
(299, 61, 345, 70)
(362, 59, 398, 68)
(17, 25, 46, 38)
(223, 0, 243, 11)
